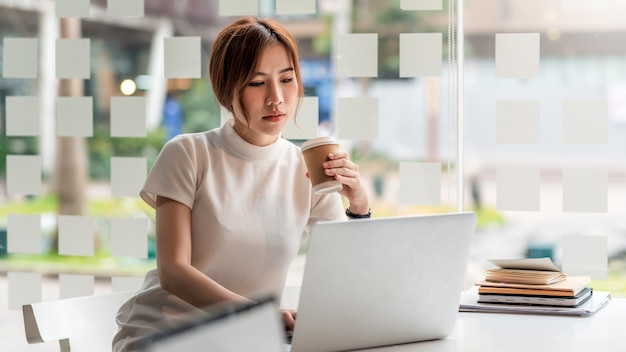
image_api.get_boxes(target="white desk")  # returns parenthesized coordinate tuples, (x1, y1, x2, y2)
(362, 298, 626, 352)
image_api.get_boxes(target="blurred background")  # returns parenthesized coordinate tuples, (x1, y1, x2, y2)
(1, 0, 626, 350)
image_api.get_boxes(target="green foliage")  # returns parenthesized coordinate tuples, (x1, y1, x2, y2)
(0, 195, 152, 227)
(312, 15, 334, 56)
(88, 198, 154, 219)
(473, 207, 506, 228)
(0, 195, 155, 268)
(87, 79, 220, 180)
(371, 0, 417, 25)
(0, 136, 39, 176)
(349, 0, 451, 78)
(0, 195, 58, 218)
(349, 141, 395, 167)
(178, 79, 221, 133)
(2, 252, 155, 275)
(87, 126, 166, 179)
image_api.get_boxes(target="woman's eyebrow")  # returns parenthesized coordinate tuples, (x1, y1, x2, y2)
(252, 67, 294, 76)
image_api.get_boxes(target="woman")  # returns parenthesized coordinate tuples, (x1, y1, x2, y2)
(112, 17, 370, 351)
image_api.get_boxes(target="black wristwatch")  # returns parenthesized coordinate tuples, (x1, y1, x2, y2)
(345, 207, 372, 219)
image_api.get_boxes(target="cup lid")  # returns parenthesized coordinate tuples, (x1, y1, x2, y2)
(301, 136, 338, 151)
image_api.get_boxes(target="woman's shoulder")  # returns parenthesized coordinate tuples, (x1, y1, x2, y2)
(165, 129, 221, 151)
(170, 129, 218, 143)
(152, 131, 221, 168)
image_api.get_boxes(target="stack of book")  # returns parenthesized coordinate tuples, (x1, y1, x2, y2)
(475, 257, 592, 308)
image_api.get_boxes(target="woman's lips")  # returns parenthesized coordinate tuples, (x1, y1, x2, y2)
(263, 112, 285, 122)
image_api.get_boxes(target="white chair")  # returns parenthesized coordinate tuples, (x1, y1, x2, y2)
(22, 290, 135, 352)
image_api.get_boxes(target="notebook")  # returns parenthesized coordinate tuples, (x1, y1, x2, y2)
(288, 212, 477, 352)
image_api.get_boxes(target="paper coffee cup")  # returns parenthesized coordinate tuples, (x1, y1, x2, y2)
(301, 137, 343, 195)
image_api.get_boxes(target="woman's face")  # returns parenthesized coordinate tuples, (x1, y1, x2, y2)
(232, 43, 299, 147)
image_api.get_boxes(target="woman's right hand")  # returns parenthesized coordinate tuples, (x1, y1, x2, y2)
(281, 309, 297, 331)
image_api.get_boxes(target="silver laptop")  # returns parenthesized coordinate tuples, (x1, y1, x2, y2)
(289, 212, 477, 352)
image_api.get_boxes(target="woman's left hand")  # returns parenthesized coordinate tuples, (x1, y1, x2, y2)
(323, 151, 369, 212)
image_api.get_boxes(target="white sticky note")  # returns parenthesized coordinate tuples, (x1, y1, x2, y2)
(2, 38, 38, 78)
(7, 214, 42, 254)
(56, 39, 90, 79)
(337, 33, 378, 77)
(496, 100, 540, 144)
(56, 97, 93, 137)
(276, 0, 316, 14)
(111, 157, 147, 197)
(496, 167, 540, 211)
(58, 215, 95, 256)
(496, 33, 540, 79)
(562, 0, 609, 10)
(401, 0, 443, 10)
(400, 33, 442, 77)
(6, 155, 42, 196)
(399, 162, 441, 206)
(56, 0, 90, 18)
(562, 235, 607, 280)
(111, 96, 147, 137)
(563, 100, 608, 144)
(283, 97, 318, 140)
(562, 168, 607, 213)
(219, 0, 258, 16)
(164, 37, 201, 79)
(111, 217, 149, 259)
(337, 97, 379, 140)
(8, 272, 42, 311)
(6, 96, 40, 136)
(112, 276, 144, 292)
(59, 274, 95, 299)
(108, 0, 144, 17)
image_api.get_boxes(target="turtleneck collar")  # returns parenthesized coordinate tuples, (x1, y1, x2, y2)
(218, 119, 286, 161)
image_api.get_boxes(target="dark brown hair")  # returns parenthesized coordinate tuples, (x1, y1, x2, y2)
(209, 17, 304, 122)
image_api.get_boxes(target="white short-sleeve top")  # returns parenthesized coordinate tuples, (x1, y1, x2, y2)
(113, 120, 344, 350)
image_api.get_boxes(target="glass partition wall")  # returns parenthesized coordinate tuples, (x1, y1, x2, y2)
(1, 0, 625, 349)
(463, 0, 626, 291)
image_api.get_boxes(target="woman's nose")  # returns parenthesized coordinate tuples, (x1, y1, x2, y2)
(267, 83, 283, 106)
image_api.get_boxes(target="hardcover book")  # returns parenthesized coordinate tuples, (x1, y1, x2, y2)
(476, 275, 591, 297)
(478, 287, 593, 307)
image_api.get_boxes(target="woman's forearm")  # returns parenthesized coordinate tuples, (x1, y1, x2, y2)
(159, 262, 250, 308)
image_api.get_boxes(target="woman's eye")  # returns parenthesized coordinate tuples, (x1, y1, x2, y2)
(281, 78, 294, 84)
(249, 81, 264, 87)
